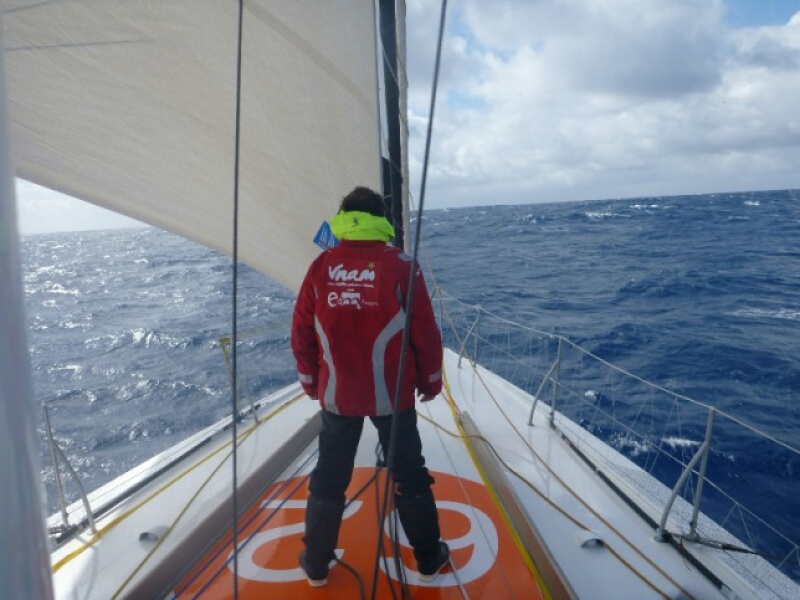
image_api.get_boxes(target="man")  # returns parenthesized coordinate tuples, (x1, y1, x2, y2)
(291, 186, 449, 586)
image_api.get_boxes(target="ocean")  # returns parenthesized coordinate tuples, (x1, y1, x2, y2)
(22, 188, 800, 583)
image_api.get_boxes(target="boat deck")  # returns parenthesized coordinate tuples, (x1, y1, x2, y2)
(167, 383, 548, 598)
(170, 465, 545, 599)
(49, 349, 794, 599)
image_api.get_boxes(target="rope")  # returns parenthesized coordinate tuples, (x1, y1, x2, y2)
(186, 462, 316, 598)
(105, 392, 302, 597)
(434, 293, 800, 580)
(422, 295, 681, 596)
(418, 398, 672, 599)
(440, 296, 800, 458)
(197, 458, 380, 599)
(419, 402, 520, 599)
(228, 0, 246, 597)
(370, 2, 449, 599)
(440, 352, 696, 599)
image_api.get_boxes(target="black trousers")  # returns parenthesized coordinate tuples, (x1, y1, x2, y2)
(309, 407, 435, 501)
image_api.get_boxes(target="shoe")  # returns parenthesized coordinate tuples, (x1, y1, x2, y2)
(299, 550, 328, 587)
(417, 541, 449, 582)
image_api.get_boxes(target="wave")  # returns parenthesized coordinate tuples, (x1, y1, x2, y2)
(729, 307, 800, 322)
(25, 281, 82, 296)
(23, 190, 800, 551)
(84, 328, 200, 351)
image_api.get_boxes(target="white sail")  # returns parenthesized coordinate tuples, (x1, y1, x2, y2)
(0, 13, 54, 599)
(3, 0, 380, 293)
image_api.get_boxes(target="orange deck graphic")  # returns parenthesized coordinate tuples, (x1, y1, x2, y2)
(173, 467, 546, 599)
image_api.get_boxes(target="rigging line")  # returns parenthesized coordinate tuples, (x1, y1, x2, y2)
(55, 387, 296, 534)
(380, 36, 412, 139)
(674, 535, 797, 562)
(173, 452, 319, 596)
(5, 39, 142, 52)
(241, 466, 380, 599)
(188, 472, 314, 599)
(434, 380, 547, 599)
(229, 0, 245, 598)
(375, 43, 795, 600)
(379, 41, 412, 139)
(373, 468, 402, 600)
(370, 442, 411, 598)
(193, 455, 384, 599)
(419, 399, 519, 598)
(338, 469, 384, 600)
(52, 393, 303, 576)
(389, 500, 415, 599)
(380, 43, 400, 87)
(448, 555, 471, 599)
(430, 296, 679, 595)
(438, 294, 800, 458)
(461, 360, 696, 599)
(378, 20, 411, 138)
(417, 409, 672, 600)
(186, 448, 383, 597)
(335, 557, 368, 600)
(109, 419, 264, 599)
(417, 402, 501, 599)
(698, 482, 799, 552)
(370, 1, 449, 599)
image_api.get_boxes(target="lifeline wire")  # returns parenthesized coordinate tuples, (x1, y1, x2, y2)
(369, 0, 449, 598)
(229, 0, 245, 598)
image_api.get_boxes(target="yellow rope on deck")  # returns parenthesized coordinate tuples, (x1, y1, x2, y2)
(51, 393, 303, 595)
(435, 350, 689, 600)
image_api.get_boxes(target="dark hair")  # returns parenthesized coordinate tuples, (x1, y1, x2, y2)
(339, 186, 386, 217)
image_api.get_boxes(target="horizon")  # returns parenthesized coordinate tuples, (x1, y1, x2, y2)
(18, 186, 796, 237)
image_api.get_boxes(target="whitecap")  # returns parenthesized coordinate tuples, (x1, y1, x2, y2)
(610, 432, 652, 457)
(44, 282, 81, 296)
(585, 211, 627, 220)
(729, 307, 800, 322)
(661, 436, 701, 450)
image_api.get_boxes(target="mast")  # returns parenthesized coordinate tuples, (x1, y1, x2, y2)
(0, 17, 55, 600)
(379, 0, 406, 251)
(396, 0, 411, 254)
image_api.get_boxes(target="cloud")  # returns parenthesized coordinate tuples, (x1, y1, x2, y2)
(13, 1, 800, 225)
(405, 0, 800, 208)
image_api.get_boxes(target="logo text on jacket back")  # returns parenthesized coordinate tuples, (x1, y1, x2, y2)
(328, 263, 375, 283)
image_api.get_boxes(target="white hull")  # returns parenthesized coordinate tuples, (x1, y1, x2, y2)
(47, 349, 796, 599)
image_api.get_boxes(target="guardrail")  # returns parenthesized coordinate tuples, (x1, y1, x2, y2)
(436, 292, 800, 586)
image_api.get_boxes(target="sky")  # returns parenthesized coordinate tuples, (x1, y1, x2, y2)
(14, 0, 800, 234)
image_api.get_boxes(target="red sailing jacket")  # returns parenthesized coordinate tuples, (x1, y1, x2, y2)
(291, 240, 443, 416)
